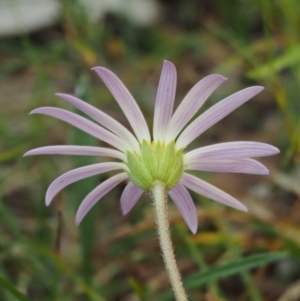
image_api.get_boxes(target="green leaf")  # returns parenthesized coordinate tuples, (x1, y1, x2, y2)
(247, 45, 300, 79)
(0, 275, 32, 301)
(158, 252, 287, 301)
(185, 252, 286, 288)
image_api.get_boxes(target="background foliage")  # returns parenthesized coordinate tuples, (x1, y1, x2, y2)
(0, 0, 300, 300)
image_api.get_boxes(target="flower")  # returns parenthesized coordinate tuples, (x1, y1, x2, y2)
(25, 60, 279, 234)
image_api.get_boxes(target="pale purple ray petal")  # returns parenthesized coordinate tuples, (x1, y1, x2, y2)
(153, 60, 177, 142)
(166, 74, 227, 142)
(168, 184, 198, 234)
(184, 141, 279, 163)
(56, 93, 140, 151)
(45, 162, 126, 206)
(30, 107, 129, 152)
(92, 67, 151, 142)
(176, 86, 264, 149)
(180, 173, 248, 211)
(76, 172, 128, 225)
(24, 145, 126, 161)
(120, 182, 144, 215)
(185, 158, 269, 175)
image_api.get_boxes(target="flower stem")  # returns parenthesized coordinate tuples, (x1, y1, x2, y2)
(152, 181, 188, 301)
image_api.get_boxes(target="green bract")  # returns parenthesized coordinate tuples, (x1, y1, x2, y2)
(126, 140, 184, 190)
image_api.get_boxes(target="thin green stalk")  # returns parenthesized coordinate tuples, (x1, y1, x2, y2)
(152, 181, 188, 301)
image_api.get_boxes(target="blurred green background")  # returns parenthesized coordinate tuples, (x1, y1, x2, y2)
(0, 0, 300, 300)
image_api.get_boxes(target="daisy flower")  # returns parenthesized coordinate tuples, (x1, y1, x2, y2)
(25, 60, 278, 231)
(25, 60, 279, 300)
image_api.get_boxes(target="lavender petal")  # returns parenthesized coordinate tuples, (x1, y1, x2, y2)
(92, 67, 151, 142)
(30, 107, 129, 152)
(120, 182, 144, 215)
(153, 60, 177, 142)
(184, 141, 279, 162)
(45, 162, 125, 206)
(166, 74, 227, 142)
(180, 173, 248, 211)
(76, 172, 128, 225)
(168, 184, 198, 234)
(185, 158, 269, 175)
(24, 145, 126, 161)
(177, 86, 264, 148)
(56, 93, 140, 151)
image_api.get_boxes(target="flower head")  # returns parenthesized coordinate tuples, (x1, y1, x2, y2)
(25, 61, 279, 234)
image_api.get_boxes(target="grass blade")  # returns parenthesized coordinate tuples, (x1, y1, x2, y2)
(158, 252, 287, 301)
(0, 275, 32, 301)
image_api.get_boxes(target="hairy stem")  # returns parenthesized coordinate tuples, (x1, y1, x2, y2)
(152, 181, 188, 301)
